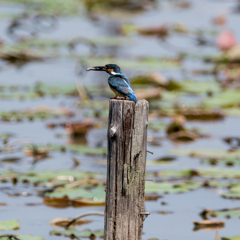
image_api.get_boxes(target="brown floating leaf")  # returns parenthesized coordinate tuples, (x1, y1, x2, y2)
(166, 115, 200, 141)
(0, 50, 43, 67)
(131, 73, 165, 86)
(50, 218, 91, 228)
(135, 87, 162, 100)
(179, 109, 225, 121)
(0, 157, 21, 163)
(137, 24, 169, 38)
(168, 131, 199, 142)
(145, 195, 163, 201)
(212, 14, 227, 26)
(43, 197, 105, 208)
(193, 219, 225, 231)
(157, 211, 173, 215)
(24, 148, 50, 157)
(199, 209, 214, 220)
(166, 115, 186, 135)
(175, 1, 191, 8)
(65, 119, 95, 137)
(0, 203, 7, 206)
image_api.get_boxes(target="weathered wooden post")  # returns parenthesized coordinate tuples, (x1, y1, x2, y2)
(104, 99, 149, 240)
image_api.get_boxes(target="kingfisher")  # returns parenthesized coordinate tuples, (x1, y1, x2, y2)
(86, 64, 138, 102)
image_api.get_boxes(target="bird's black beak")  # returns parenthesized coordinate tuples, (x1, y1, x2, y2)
(86, 66, 107, 71)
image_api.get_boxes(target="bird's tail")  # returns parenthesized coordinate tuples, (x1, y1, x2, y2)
(128, 94, 138, 102)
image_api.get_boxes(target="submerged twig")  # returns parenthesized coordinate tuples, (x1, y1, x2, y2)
(65, 211, 104, 229)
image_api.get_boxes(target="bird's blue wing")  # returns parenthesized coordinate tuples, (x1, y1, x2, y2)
(108, 76, 138, 102)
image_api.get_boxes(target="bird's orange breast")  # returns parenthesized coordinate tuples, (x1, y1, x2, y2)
(109, 86, 125, 97)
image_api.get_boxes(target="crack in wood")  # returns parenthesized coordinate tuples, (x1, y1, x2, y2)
(134, 151, 141, 162)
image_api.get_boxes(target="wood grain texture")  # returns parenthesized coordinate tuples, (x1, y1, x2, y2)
(104, 99, 149, 240)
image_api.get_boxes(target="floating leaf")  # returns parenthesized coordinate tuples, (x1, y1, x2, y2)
(180, 80, 221, 94)
(0, 107, 74, 122)
(145, 181, 201, 194)
(193, 219, 224, 231)
(178, 108, 224, 121)
(199, 168, 240, 179)
(0, 235, 43, 240)
(50, 229, 104, 238)
(203, 90, 240, 108)
(147, 156, 176, 165)
(169, 149, 240, 158)
(222, 236, 240, 240)
(45, 185, 105, 200)
(23, 144, 106, 156)
(150, 168, 240, 179)
(85, 57, 181, 70)
(135, 87, 162, 100)
(149, 169, 198, 179)
(222, 184, 240, 199)
(0, 220, 20, 231)
(201, 208, 240, 219)
(50, 218, 91, 228)
(0, 169, 104, 185)
(202, 157, 240, 166)
(44, 197, 105, 208)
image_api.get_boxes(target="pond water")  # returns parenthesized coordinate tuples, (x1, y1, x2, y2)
(0, 0, 240, 239)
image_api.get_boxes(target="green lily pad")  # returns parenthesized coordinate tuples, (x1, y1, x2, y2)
(23, 144, 107, 156)
(0, 0, 82, 16)
(223, 108, 240, 117)
(148, 120, 166, 131)
(0, 219, 20, 231)
(46, 185, 105, 201)
(84, 57, 181, 70)
(0, 169, 104, 185)
(147, 156, 176, 165)
(150, 168, 240, 179)
(147, 169, 196, 179)
(203, 90, 240, 108)
(205, 207, 240, 219)
(222, 183, 240, 199)
(202, 180, 233, 188)
(0, 235, 43, 240)
(45, 186, 105, 202)
(50, 229, 104, 238)
(145, 181, 201, 194)
(202, 157, 240, 166)
(169, 149, 240, 158)
(0, 107, 73, 122)
(222, 236, 240, 240)
(180, 80, 221, 94)
(199, 168, 240, 179)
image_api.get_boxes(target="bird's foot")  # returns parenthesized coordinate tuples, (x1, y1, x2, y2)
(110, 96, 117, 99)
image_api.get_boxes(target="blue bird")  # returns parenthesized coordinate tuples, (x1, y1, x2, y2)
(87, 64, 138, 102)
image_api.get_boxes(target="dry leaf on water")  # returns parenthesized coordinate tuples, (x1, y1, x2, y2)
(50, 218, 91, 228)
(193, 219, 225, 231)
